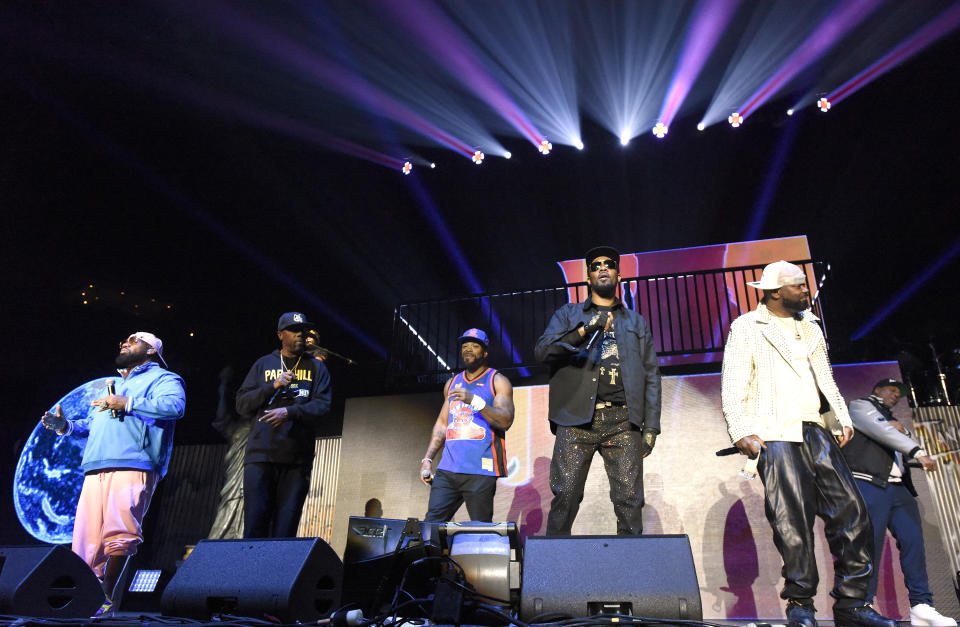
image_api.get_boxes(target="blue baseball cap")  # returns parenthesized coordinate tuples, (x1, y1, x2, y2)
(458, 328, 490, 347)
(277, 311, 312, 332)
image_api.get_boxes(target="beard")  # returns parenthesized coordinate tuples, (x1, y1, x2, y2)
(115, 350, 145, 369)
(782, 294, 809, 313)
(462, 354, 484, 369)
(592, 280, 617, 299)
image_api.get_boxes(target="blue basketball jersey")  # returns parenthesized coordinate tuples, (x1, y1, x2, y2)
(437, 367, 506, 477)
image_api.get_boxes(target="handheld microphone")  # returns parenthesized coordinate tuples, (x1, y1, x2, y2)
(584, 327, 602, 351)
(715, 446, 740, 456)
(105, 379, 122, 421)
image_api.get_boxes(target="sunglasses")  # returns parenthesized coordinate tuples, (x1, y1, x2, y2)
(119, 335, 145, 350)
(589, 259, 618, 272)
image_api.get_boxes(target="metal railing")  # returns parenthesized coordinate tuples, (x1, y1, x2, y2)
(912, 406, 960, 591)
(387, 260, 824, 388)
(297, 436, 342, 542)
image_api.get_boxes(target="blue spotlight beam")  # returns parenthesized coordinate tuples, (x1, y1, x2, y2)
(404, 176, 526, 370)
(658, 0, 740, 130)
(190, 1, 479, 158)
(578, 1, 687, 143)
(852, 235, 960, 341)
(701, 2, 849, 127)
(302, 1, 512, 158)
(739, 0, 882, 121)
(445, 1, 581, 147)
(378, 0, 547, 149)
(744, 113, 802, 240)
(829, 2, 960, 107)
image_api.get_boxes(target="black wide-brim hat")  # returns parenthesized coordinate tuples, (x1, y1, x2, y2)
(585, 245, 621, 266)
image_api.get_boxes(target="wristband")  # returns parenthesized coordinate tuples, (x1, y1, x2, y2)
(421, 458, 433, 464)
(914, 449, 928, 459)
(469, 395, 487, 412)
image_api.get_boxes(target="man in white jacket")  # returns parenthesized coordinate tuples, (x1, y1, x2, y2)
(721, 261, 894, 627)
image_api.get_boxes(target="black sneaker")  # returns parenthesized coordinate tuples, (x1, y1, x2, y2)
(786, 600, 818, 627)
(833, 604, 897, 627)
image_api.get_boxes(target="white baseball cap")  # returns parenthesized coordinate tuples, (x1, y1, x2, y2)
(131, 331, 167, 368)
(747, 260, 806, 291)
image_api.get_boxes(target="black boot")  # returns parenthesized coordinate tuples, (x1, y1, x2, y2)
(786, 599, 818, 627)
(833, 604, 897, 627)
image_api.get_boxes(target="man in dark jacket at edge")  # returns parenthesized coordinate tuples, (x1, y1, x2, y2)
(534, 245, 661, 535)
(236, 312, 332, 538)
(842, 379, 955, 627)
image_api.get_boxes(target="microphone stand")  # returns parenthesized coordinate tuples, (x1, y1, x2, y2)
(307, 343, 357, 365)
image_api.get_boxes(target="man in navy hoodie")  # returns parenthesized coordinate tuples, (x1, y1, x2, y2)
(236, 312, 332, 538)
(42, 331, 186, 617)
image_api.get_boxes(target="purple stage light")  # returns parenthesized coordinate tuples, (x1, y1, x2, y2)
(402, 162, 413, 175)
(196, 2, 479, 159)
(537, 139, 553, 155)
(472, 150, 485, 165)
(728, 112, 743, 128)
(657, 0, 740, 129)
(817, 97, 831, 112)
(828, 2, 960, 107)
(652, 122, 668, 139)
(379, 0, 546, 150)
(739, 0, 882, 120)
(852, 235, 960, 341)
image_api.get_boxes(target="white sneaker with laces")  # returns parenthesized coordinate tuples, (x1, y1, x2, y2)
(910, 603, 957, 627)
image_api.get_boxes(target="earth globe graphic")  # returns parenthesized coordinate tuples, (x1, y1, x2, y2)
(13, 378, 113, 544)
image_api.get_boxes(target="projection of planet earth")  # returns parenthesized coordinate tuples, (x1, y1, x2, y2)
(14, 378, 112, 543)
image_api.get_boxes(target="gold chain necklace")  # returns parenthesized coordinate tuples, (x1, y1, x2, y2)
(280, 354, 302, 374)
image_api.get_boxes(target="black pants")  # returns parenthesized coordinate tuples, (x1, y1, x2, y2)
(423, 469, 498, 522)
(546, 406, 644, 535)
(758, 423, 873, 608)
(242, 461, 311, 538)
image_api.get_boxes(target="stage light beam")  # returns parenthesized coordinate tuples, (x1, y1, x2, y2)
(472, 150, 485, 164)
(537, 139, 552, 155)
(652, 122, 668, 139)
(402, 161, 413, 175)
(728, 112, 743, 128)
(817, 97, 831, 112)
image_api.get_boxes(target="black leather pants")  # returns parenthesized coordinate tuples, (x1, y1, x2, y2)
(758, 423, 874, 607)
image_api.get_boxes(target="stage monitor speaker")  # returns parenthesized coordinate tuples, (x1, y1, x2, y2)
(0, 545, 103, 618)
(342, 517, 443, 616)
(520, 535, 702, 622)
(160, 538, 342, 623)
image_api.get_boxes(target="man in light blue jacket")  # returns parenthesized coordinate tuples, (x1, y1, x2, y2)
(43, 331, 185, 617)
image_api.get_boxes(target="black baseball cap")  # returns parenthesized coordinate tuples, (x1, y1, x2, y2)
(585, 245, 621, 266)
(873, 378, 909, 395)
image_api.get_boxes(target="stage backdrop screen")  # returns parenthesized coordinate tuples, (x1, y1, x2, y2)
(332, 362, 955, 620)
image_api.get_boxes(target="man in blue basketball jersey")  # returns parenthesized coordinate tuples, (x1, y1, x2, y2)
(419, 329, 515, 522)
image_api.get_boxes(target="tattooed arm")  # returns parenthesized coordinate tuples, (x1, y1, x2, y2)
(419, 378, 453, 485)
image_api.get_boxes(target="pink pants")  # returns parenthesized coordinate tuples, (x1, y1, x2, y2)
(72, 469, 158, 578)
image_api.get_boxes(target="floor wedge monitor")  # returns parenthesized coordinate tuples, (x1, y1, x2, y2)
(520, 535, 702, 622)
(0, 545, 104, 618)
(161, 538, 342, 623)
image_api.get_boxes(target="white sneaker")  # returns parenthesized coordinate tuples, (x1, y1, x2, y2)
(911, 603, 957, 627)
